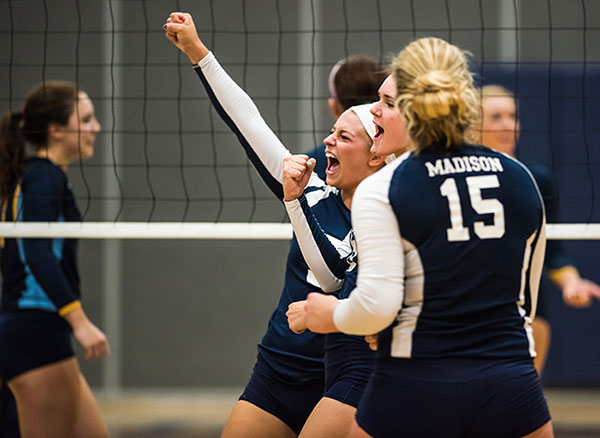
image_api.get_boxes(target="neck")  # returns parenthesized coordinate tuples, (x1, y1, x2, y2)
(341, 188, 354, 210)
(36, 147, 69, 171)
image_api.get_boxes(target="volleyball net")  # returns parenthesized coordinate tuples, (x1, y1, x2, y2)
(1, 0, 599, 240)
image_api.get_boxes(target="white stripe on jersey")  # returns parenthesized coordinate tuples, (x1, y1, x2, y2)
(286, 195, 353, 292)
(391, 239, 424, 358)
(518, 231, 538, 358)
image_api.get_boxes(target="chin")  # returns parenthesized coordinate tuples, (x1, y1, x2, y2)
(81, 148, 94, 160)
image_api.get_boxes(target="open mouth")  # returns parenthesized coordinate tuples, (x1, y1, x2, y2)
(374, 123, 384, 139)
(325, 152, 340, 175)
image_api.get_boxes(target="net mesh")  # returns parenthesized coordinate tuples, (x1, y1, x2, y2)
(1, 0, 599, 238)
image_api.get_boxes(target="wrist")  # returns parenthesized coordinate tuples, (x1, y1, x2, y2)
(62, 305, 89, 329)
(187, 43, 209, 64)
(550, 266, 580, 289)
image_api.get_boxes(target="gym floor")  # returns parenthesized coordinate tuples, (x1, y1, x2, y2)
(98, 387, 600, 438)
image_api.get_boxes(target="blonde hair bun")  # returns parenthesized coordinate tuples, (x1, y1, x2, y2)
(392, 37, 479, 150)
(410, 70, 465, 121)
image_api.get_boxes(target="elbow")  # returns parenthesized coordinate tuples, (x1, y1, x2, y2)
(316, 276, 343, 293)
(320, 282, 343, 294)
(356, 312, 397, 335)
(336, 314, 395, 336)
(335, 290, 401, 335)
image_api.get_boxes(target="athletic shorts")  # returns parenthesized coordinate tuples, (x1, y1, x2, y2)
(0, 310, 74, 382)
(239, 353, 324, 435)
(0, 384, 20, 438)
(323, 334, 375, 408)
(356, 357, 551, 438)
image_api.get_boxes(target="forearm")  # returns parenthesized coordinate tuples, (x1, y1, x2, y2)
(549, 265, 580, 289)
(285, 195, 347, 292)
(333, 172, 405, 335)
(195, 53, 290, 192)
(23, 240, 79, 311)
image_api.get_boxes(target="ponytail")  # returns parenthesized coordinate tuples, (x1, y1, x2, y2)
(0, 110, 27, 199)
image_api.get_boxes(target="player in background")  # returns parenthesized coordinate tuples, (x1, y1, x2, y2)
(473, 84, 600, 374)
(306, 55, 387, 181)
(0, 81, 109, 438)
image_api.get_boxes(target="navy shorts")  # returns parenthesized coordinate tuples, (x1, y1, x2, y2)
(0, 384, 20, 438)
(0, 310, 74, 382)
(239, 353, 324, 435)
(323, 334, 375, 408)
(356, 357, 551, 438)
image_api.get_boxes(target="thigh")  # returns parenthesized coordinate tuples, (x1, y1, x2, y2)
(299, 397, 356, 438)
(235, 355, 323, 435)
(73, 373, 108, 438)
(8, 357, 81, 438)
(348, 418, 373, 438)
(221, 400, 296, 438)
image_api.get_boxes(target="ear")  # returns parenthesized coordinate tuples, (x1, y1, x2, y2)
(47, 122, 64, 141)
(368, 153, 387, 169)
(328, 98, 345, 119)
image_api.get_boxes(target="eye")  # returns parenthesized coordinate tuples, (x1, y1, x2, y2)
(340, 135, 350, 141)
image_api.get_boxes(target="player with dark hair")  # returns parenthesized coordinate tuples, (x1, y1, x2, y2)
(307, 55, 389, 181)
(0, 81, 109, 437)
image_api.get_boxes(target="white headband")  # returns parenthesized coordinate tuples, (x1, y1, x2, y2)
(349, 103, 376, 140)
(350, 103, 397, 164)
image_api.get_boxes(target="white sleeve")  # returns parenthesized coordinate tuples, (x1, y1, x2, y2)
(285, 196, 346, 292)
(196, 52, 290, 183)
(333, 171, 405, 335)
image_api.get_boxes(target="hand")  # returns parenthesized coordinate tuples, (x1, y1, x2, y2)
(304, 292, 339, 334)
(364, 334, 378, 351)
(64, 307, 110, 360)
(562, 277, 600, 308)
(286, 300, 307, 334)
(282, 155, 315, 202)
(164, 12, 209, 64)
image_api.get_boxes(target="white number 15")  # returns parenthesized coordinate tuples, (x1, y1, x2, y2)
(439, 175, 505, 242)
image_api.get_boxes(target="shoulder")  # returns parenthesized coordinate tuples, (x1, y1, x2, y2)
(355, 152, 412, 205)
(21, 158, 67, 193)
(521, 161, 553, 185)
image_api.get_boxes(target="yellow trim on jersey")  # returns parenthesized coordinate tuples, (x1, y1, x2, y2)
(0, 198, 7, 248)
(12, 182, 21, 221)
(0, 182, 20, 248)
(548, 265, 579, 283)
(58, 300, 82, 317)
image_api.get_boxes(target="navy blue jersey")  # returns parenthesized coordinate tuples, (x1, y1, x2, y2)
(195, 52, 353, 381)
(1, 157, 81, 314)
(335, 145, 546, 360)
